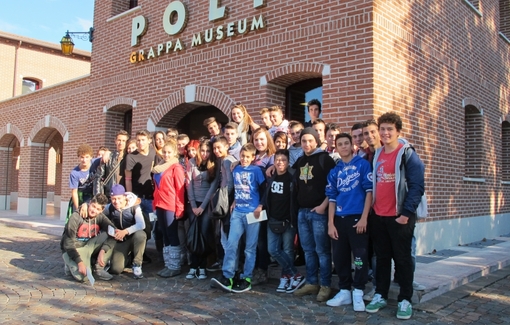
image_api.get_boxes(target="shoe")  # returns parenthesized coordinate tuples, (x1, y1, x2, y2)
(62, 254, 84, 282)
(159, 268, 181, 278)
(397, 299, 413, 320)
(132, 264, 143, 279)
(365, 294, 387, 313)
(206, 262, 222, 272)
(95, 267, 113, 281)
(352, 289, 365, 312)
(186, 268, 197, 279)
(293, 283, 319, 296)
(157, 267, 167, 276)
(211, 276, 234, 292)
(363, 287, 376, 301)
(269, 260, 279, 268)
(413, 281, 426, 291)
(286, 274, 306, 293)
(326, 289, 352, 307)
(276, 275, 290, 293)
(197, 268, 207, 280)
(233, 278, 251, 293)
(250, 268, 268, 286)
(317, 286, 332, 302)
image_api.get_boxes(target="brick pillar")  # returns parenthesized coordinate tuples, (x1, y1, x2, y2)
(0, 148, 13, 210)
(17, 144, 48, 215)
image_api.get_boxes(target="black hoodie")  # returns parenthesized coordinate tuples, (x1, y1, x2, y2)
(293, 149, 336, 209)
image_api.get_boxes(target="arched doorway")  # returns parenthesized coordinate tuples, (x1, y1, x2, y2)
(104, 97, 134, 145)
(0, 133, 20, 211)
(286, 78, 323, 122)
(155, 103, 229, 139)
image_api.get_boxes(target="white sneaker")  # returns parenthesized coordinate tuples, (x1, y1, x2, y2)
(363, 287, 376, 301)
(132, 264, 143, 279)
(186, 268, 197, 279)
(197, 268, 207, 280)
(276, 276, 290, 293)
(326, 289, 352, 307)
(352, 289, 365, 311)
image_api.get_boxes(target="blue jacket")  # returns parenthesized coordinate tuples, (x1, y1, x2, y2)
(326, 155, 373, 216)
(372, 138, 425, 217)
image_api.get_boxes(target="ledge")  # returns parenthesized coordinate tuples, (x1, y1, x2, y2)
(463, 0, 482, 17)
(463, 177, 486, 183)
(106, 6, 142, 23)
(499, 32, 510, 45)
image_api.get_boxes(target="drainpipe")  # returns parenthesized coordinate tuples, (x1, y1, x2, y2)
(12, 40, 22, 97)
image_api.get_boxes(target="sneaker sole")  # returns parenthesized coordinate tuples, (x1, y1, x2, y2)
(276, 288, 287, 293)
(232, 286, 251, 293)
(397, 314, 412, 320)
(365, 305, 386, 313)
(326, 299, 352, 307)
(210, 278, 232, 293)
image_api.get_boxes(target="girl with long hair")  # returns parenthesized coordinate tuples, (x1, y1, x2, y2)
(231, 104, 259, 145)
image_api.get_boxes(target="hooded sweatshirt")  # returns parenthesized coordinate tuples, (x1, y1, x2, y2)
(293, 148, 336, 209)
(326, 155, 373, 216)
(60, 212, 115, 264)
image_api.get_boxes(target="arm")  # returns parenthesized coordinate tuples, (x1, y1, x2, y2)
(71, 189, 80, 211)
(186, 160, 198, 209)
(398, 150, 425, 224)
(62, 214, 83, 264)
(93, 162, 106, 195)
(199, 165, 220, 211)
(125, 206, 146, 235)
(328, 201, 338, 239)
(354, 192, 372, 233)
(124, 170, 133, 192)
(174, 166, 186, 218)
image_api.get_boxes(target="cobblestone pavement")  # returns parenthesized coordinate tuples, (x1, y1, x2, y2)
(1, 224, 510, 324)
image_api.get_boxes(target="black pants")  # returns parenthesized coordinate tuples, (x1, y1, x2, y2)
(188, 202, 215, 269)
(369, 212, 415, 302)
(255, 220, 270, 271)
(332, 215, 369, 290)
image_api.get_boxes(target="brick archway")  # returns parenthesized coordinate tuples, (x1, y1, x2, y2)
(103, 97, 137, 113)
(28, 115, 69, 145)
(0, 123, 24, 147)
(462, 97, 483, 116)
(147, 85, 235, 130)
(260, 62, 330, 87)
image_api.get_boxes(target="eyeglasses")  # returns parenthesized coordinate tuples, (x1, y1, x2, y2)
(275, 158, 288, 162)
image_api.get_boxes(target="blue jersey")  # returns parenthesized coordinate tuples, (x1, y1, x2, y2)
(325, 155, 373, 216)
(233, 164, 265, 213)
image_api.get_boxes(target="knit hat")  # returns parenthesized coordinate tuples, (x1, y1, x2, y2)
(110, 184, 126, 196)
(300, 127, 321, 145)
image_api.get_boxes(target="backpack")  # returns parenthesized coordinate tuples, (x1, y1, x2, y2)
(401, 146, 428, 218)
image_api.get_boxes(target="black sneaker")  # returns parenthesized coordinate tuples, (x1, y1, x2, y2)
(206, 262, 222, 272)
(232, 278, 251, 293)
(210, 276, 233, 292)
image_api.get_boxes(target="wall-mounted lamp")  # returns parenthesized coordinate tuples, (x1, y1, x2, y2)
(60, 27, 94, 55)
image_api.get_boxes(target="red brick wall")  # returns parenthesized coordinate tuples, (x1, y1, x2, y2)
(0, 0, 508, 221)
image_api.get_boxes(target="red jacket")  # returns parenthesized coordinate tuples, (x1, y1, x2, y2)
(153, 163, 185, 218)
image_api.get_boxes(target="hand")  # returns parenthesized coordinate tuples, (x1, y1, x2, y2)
(114, 229, 128, 241)
(192, 207, 203, 216)
(311, 205, 326, 215)
(353, 218, 367, 234)
(395, 215, 409, 225)
(328, 223, 338, 240)
(265, 165, 275, 178)
(102, 151, 112, 163)
(253, 206, 262, 219)
(77, 261, 87, 276)
(79, 204, 88, 218)
(230, 203, 235, 213)
(97, 250, 106, 267)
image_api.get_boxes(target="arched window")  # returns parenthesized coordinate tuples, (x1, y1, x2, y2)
(500, 0, 510, 40)
(464, 103, 484, 181)
(21, 78, 41, 94)
(285, 78, 322, 122)
(502, 121, 510, 182)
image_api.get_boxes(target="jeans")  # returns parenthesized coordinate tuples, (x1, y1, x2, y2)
(105, 230, 147, 274)
(331, 215, 369, 290)
(222, 210, 260, 279)
(297, 208, 331, 287)
(267, 224, 297, 276)
(156, 208, 179, 247)
(369, 213, 415, 302)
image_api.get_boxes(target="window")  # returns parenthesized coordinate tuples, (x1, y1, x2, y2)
(502, 121, 510, 181)
(464, 104, 484, 180)
(285, 78, 322, 122)
(129, 0, 138, 9)
(500, 0, 510, 40)
(21, 78, 41, 95)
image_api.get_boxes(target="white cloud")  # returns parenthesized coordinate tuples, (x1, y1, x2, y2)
(0, 19, 21, 32)
(77, 17, 93, 30)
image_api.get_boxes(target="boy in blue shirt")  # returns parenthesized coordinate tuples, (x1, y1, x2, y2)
(211, 143, 265, 293)
(325, 133, 373, 312)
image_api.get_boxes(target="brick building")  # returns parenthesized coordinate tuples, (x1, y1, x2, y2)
(0, 0, 509, 254)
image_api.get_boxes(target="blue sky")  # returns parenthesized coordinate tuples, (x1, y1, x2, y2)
(0, 0, 94, 52)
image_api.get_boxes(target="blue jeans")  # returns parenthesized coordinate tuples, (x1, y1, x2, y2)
(267, 224, 297, 276)
(297, 208, 331, 286)
(222, 210, 260, 279)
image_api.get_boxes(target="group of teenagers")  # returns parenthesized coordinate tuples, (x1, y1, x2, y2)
(60, 99, 424, 320)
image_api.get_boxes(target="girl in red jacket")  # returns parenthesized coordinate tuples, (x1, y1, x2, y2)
(153, 139, 185, 277)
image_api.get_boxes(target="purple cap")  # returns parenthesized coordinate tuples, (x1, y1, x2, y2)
(110, 184, 126, 196)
